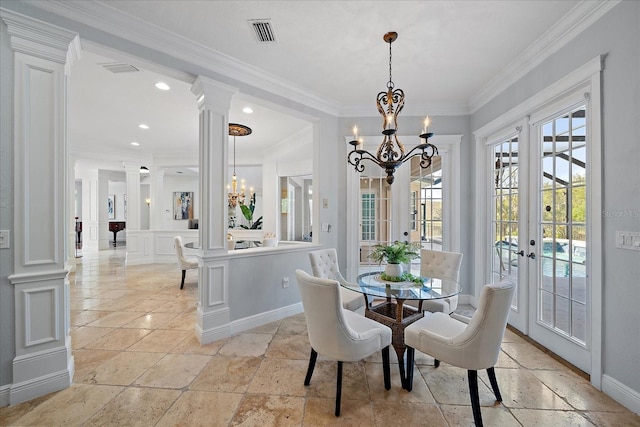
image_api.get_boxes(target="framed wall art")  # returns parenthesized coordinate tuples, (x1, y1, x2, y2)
(174, 192, 194, 220)
(107, 195, 115, 219)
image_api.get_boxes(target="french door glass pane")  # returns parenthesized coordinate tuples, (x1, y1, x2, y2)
(538, 104, 588, 345)
(491, 136, 520, 289)
(359, 174, 391, 266)
(409, 156, 442, 272)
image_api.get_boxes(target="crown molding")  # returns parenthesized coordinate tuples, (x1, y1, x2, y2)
(22, 0, 340, 115)
(468, 0, 620, 113)
(340, 101, 470, 118)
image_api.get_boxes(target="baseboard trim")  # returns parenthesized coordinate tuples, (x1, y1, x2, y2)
(9, 369, 72, 406)
(230, 302, 304, 335)
(602, 374, 640, 415)
(0, 384, 10, 407)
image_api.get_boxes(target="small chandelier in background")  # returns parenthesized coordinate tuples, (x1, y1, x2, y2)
(348, 31, 438, 185)
(228, 123, 252, 208)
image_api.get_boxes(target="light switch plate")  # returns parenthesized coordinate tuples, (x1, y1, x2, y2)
(0, 230, 9, 249)
(616, 231, 640, 251)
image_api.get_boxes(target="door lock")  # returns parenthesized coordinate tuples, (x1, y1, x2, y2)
(527, 252, 536, 259)
(516, 250, 525, 257)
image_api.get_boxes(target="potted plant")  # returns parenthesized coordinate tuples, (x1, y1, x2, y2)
(368, 241, 421, 280)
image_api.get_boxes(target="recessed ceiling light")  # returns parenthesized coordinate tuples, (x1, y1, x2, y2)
(176, 170, 183, 174)
(138, 123, 149, 129)
(242, 107, 254, 114)
(155, 81, 170, 91)
(131, 141, 140, 146)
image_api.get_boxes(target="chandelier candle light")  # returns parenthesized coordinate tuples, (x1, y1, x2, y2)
(228, 123, 253, 208)
(348, 31, 438, 185)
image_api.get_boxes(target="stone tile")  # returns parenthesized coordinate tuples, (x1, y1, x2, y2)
(265, 333, 310, 360)
(503, 327, 528, 343)
(72, 349, 119, 382)
(190, 355, 262, 393)
(372, 401, 448, 426)
(8, 384, 123, 426)
(71, 309, 112, 326)
(83, 387, 181, 426)
(156, 390, 243, 427)
(81, 351, 164, 386)
(306, 360, 370, 402)
(83, 328, 152, 351)
(121, 312, 177, 329)
(170, 334, 227, 355)
(368, 361, 435, 403)
(162, 310, 196, 330)
(277, 313, 308, 335)
(248, 358, 308, 396)
(133, 353, 211, 389)
(152, 299, 196, 313)
(302, 397, 374, 426)
(584, 411, 640, 427)
(501, 342, 567, 370)
(511, 408, 595, 426)
(219, 333, 273, 357)
(120, 298, 168, 312)
(71, 326, 113, 348)
(441, 404, 521, 427)
(0, 392, 56, 426)
(532, 369, 629, 412)
(127, 329, 190, 352)
(418, 365, 495, 406)
(86, 311, 144, 328)
(230, 394, 305, 427)
(487, 368, 572, 410)
(246, 319, 281, 334)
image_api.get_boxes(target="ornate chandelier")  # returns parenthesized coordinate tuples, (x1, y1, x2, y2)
(228, 123, 252, 208)
(348, 31, 438, 185)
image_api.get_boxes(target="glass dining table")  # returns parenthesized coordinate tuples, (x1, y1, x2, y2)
(342, 271, 460, 389)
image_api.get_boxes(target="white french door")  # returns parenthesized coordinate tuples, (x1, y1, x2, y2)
(481, 85, 600, 376)
(527, 103, 591, 372)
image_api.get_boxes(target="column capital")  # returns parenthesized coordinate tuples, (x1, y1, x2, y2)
(1, 9, 81, 66)
(190, 76, 237, 114)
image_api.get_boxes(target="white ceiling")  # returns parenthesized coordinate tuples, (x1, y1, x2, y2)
(59, 0, 591, 170)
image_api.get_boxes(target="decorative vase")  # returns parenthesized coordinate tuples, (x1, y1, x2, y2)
(384, 263, 403, 278)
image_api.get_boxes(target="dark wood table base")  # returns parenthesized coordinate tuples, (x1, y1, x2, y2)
(363, 297, 423, 389)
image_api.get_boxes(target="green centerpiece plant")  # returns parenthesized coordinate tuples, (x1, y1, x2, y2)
(368, 241, 422, 282)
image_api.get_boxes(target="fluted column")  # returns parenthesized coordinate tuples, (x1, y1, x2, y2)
(190, 76, 237, 344)
(2, 9, 80, 404)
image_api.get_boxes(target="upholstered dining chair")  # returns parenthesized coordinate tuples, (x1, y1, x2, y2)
(407, 249, 463, 314)
(404, 277, 515, 427)
(308, 248, 366, 314)
(295, 270, 392, 416)
(174, 236, 198, 289)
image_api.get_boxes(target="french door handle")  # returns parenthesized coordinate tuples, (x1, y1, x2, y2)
(527, 252, 536, 259)
(516, 250, 525, 257)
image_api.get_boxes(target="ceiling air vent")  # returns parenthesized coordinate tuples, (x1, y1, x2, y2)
(249, 19, 277, 43)
(100, 62, 140, 74)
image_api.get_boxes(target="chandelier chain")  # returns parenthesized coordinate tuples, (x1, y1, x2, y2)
(388, 38, 393, 90)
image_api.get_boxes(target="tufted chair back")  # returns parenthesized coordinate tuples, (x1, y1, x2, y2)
(309, 248, 341, 281)
(308, 248, 365, 313)
(409, 249, 463, 314)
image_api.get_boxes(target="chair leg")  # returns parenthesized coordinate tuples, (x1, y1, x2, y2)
(335, 361, 343, 417)
(468, 370, 483, 427)
(382, 346, 391, 390)
(304, 348, 318, 386)
(180, 270, 186, 289)
(434, 358, 440, 368)
(486, 367, 503, 402)
(405, 346, 415, 391)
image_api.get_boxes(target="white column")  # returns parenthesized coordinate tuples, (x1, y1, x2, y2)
(81, 169, 99, 251)
(149, 166, 164, 230)
(2, 9, 80, 405)
(97, 171, 110, 250)
(123, 163, 141, 231)
(190, 76, 237, 344)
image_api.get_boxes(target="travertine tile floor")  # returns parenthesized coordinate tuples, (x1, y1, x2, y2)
(2, 247, 639, 426)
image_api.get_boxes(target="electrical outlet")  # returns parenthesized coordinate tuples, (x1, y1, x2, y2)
(0, 230, 9, 249)
(282, 277, 289, 288)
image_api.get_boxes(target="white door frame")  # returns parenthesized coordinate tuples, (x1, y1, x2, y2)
(473, 55, 603, 388)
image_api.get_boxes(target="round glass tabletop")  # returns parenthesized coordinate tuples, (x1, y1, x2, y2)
(342, 271, 460, 301)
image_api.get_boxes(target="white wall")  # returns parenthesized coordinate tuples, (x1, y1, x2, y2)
(161, 174, 199, 230)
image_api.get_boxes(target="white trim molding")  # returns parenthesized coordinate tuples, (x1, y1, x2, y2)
(602, 375, 640, 416)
